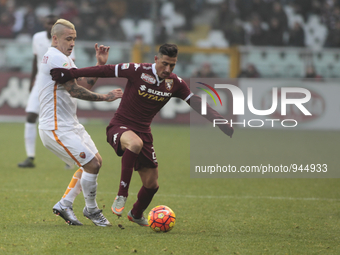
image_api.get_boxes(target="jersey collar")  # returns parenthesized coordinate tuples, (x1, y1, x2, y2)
(152, 63, 163, 86)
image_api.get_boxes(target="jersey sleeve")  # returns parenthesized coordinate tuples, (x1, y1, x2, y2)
(173, 77, 194, 101)
(115, 63, 141, 79)
(48, 53, 73, 70)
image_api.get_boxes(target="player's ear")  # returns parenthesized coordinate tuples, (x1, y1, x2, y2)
(52, 35, 58, 46)
(154, 55, 158, 63)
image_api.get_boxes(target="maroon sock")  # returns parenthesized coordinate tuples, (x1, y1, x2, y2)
(117, 149, 139, 197)
(131, 186, 159, 218)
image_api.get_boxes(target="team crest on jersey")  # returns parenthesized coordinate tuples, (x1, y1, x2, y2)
(121, 63, 130, 69)
(165, 79, 173, 91)
(79, 152, 86, 159)
(141, 73, 156, 84)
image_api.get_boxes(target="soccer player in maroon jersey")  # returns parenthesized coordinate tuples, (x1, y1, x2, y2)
(51, 43, 233, 226)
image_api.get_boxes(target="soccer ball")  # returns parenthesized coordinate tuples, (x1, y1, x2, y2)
(148, 205, 176, 232)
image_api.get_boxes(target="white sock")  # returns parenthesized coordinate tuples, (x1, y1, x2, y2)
(81, 171, 98, 212)
(61, 168, 83, 207)
(25, 122, 37, 158)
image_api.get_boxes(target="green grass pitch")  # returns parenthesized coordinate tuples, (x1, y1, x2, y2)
(0, 122, 339, 254)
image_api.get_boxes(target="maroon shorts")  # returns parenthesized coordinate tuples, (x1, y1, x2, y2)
(106, 125, 158, 171)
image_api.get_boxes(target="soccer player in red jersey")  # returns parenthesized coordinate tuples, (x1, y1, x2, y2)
(51, 43, 233, 226)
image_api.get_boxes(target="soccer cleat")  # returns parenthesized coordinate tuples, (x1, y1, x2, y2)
(111, 195, 127, 216)
(83, 207, 112, 227)
(52, 201, 83, 225)
(18, 157, 35, 168)
(127, 210, 149, 227)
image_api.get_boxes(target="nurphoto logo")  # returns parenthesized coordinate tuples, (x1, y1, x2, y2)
(197, 83, 312, 128)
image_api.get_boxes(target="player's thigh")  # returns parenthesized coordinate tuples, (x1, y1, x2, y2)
(25, 85, 40, 114)
(138, 167, 159, 189)
(39, 128, 97, 167)
(107, 125, 141, 155)
(120, 130, 143, 153)
(75, 125, 101, 164)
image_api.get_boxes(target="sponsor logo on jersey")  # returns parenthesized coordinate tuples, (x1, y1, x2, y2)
(142, 66, 152, 70)
(79, 152, 86, 159)
(121, 63, 130, 69)
(147, 88, 172, 97)
(141, 73, 156, 84)
(134, 63, 141, 71)
(62, 62, 69, 67)
(140, 85, 147, 91)
(120, 126, 128, 129)
(165, 79, 173, 91)
(138, 89, 171, 102)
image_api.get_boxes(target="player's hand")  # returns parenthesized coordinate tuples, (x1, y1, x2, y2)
(95, 43, 110, 66)
(105, 88, 123, 102)
(50, 68, 76, 83)
(218, 123, 234, 138)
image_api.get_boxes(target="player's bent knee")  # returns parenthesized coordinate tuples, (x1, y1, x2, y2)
(129, 139, 143, 154)
(96, 159, 102, 169)
(150, 183, 159, 190)
(95, 154, 103, 168)
(92, 160, 101, 172)
(121, 131, 144, 153)
(144, 180, 159, 190)
(83, 157, 101, 174)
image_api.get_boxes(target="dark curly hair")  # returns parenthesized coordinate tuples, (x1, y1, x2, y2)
(158, 43, 178, 58)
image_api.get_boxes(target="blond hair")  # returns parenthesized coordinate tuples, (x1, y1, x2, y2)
(51, 19, 75, 37)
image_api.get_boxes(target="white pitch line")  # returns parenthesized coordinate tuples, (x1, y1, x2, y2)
(2, 189, 340, 202)
(154, 193, 340, 202)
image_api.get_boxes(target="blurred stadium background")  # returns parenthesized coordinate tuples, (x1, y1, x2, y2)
(1, 0, 340, 77)
(0, 0, 339, 125)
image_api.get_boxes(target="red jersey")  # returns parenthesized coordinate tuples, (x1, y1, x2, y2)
(109, 63, 193, 133)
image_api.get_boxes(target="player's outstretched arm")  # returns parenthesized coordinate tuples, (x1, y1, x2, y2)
(62, 79, 123, 102)
(51, 64, 116, 84)
(187, 95, 234, 138)
(75, 43, 111, 90)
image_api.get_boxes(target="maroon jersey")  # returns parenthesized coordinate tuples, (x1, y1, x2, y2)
(109, 63, 193, 133)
